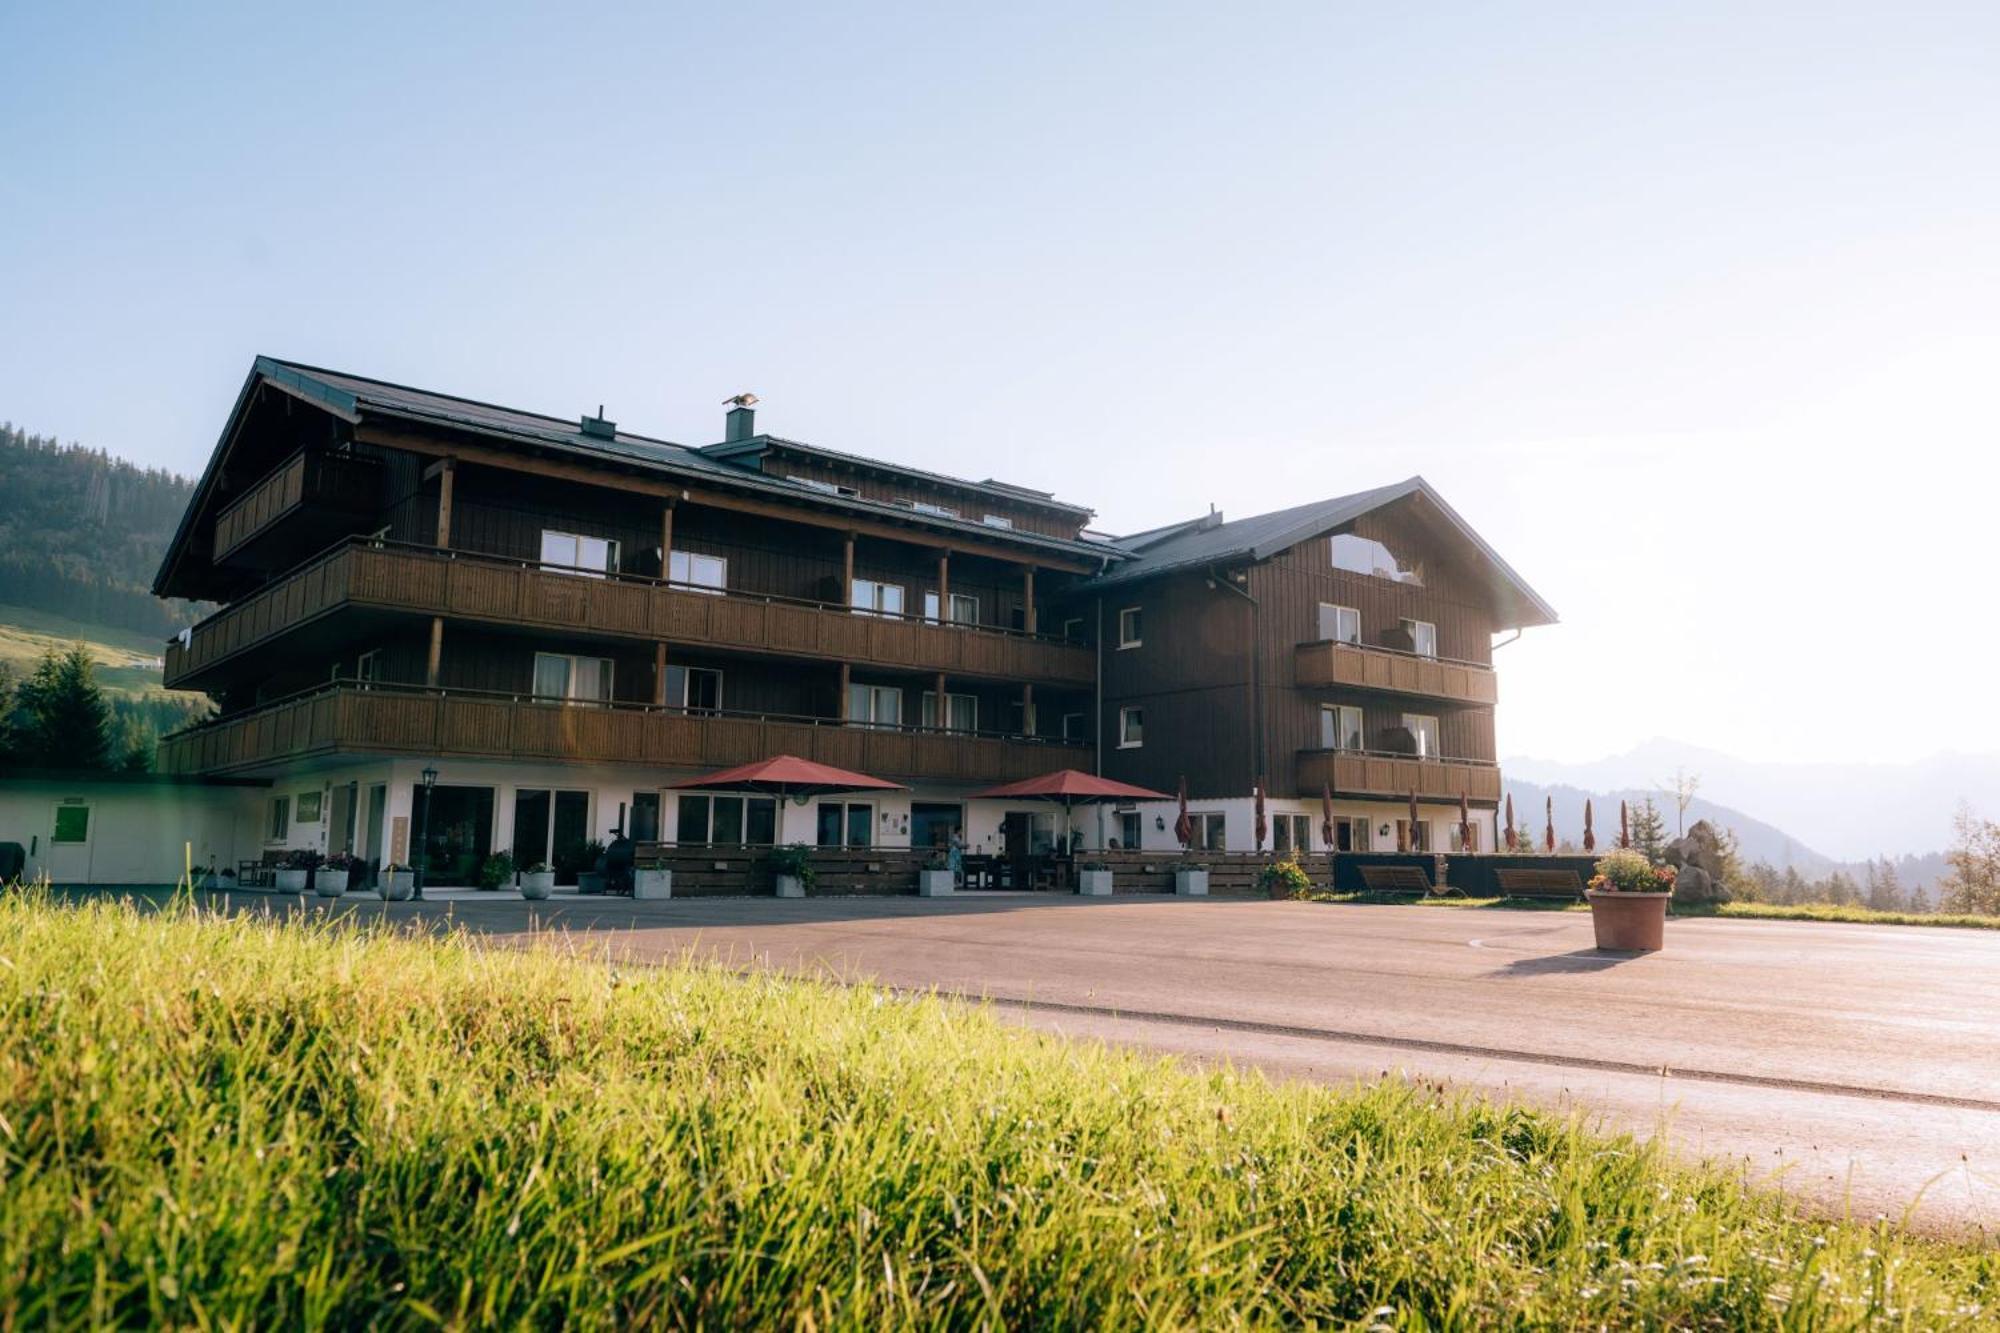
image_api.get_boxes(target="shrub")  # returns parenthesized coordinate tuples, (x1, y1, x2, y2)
(766, 844, 817, 890)
(282, 848, 323, 870)
(1259, 855, 1313, 899)
(1589, 848, 1676, 894)
(479, 852, 517, 891)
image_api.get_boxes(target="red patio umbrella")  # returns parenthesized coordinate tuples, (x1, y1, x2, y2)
(1504, 793, 1517, 850)
(1544, 795, 1556, 852)
(1253, 779, 1268, 854)
(973, 769, 1173, 859)
(666, 754, 907, 800)
(1405, 788, 1420, 852)
(1320, 782, 1336, 849)
(1459, 791, 1473, 853)
(1174, 775, 1194, 849)
(1583, 799, 1596, 852)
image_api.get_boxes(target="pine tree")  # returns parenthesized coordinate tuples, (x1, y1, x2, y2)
(0, 664, 17, 764)
(1627, 797, 1668, 865)
(1939, 805, 2000, 916)
(1865, 859, 1907, 913)
(17, 644, 112, 770)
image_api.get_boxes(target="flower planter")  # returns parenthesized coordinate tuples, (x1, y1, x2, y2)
(577, 871, 606, 895)
(1077, 869, 1114, 897)
(775, 873, 806, 899)
(633, 868, 672, 900)
(313, 868, 349, 898)
(917, 869, 955, 897)
(519, 870, 554, 900)
(1586, 890, 1669, 952)
(378, 871, 415, 901)
(1174, 868, 1209, 897)
(274, 868, 309, 893)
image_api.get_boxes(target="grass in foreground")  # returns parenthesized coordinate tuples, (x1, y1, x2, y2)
(1685, 901, 2000, 931)
(2, 892, 1994, 1328)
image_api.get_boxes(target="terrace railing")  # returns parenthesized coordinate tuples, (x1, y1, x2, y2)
(1293, 639, 1497, 706)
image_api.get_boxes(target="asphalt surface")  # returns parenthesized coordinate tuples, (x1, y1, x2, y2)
(265, 889, 2000, 1236)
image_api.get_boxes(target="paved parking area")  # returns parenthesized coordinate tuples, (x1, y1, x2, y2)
(236, 889, 2000, 1234)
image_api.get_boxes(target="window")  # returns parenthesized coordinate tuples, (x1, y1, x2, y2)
(668, 550, 728, 593)
(1332, 817, 1371, 852)
(267, 796, 290, 842)
(295, 790, 322, 823)
(787, 474, 857, 497)
(53, 804, 90, 844)
(1117, 606, 1143, 648)
(1061, 711, 1088, 742)
(1061, 617, 1085, 642)
(850, 578, 905, 617)
(1330, 532, 1422, 585)
(533, 652, 614, 703)
(1320, 704, 1365, 751)
(1401, 819, 1432, 853)
(905, 499, 960, 518)
(355, 649, 379, 685)
(1318, 604, 1361, 644)
(921, 691, 978, 733)
(665, 665, 723, 715)
(1451, 821, 1483, 854)
(1272, 814, 1313, 856)
(629, 792, 661, 842)
(676, 793, 778, 846)
(1006, 698, 1037, 738)
(982, 513, 1015, 530)
(1402, 713, 1440, 759)
(1189, 812, 1227, 852)
(816, 801, 875, 848)
(541, 529, 620, 577)
(1116, 811, 1142, 850)
(1118, 706, 1144, 748)
(1401, 618, 1438, 659)
(848, 683, 903, 728)
(922, 592, 980, 626)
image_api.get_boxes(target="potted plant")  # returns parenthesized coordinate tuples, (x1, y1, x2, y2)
(632, 857, 672, 900)
(1585, 849, 1676, 951)
(315, 852, 356, 897)
(275, 848, 320, 894)
(479, 851, 516, 892)
(518, 860, 555, 900)
(917, 850, 955, 897)
(378, 862, 415, 901)
(575, 839, 609, 894)
(1076, 860, 1114, 896)
(1174, 860, 1210, 896)
(767, 844, 815, 898)
(1258, 856, 1313, 900)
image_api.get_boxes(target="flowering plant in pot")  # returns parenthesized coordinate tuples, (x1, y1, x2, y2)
(1258, 856, 1313, 900)
(1585, 849, 1676, 951)
(276, 848, 321, 894)
(315, 852, 358, 897)
(767, 844, 815, 898)
(377, 862, 415, 901)
(518, 860, 555, 900)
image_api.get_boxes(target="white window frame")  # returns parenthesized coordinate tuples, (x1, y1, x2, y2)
(850, 578, 906, 618)
(816, 800, 876, 848)
(666, 665, 724, 714)
(1116, 810, 1142, 850)
(1320, 703, 1365, 751)
(921, 690, 979, 733)
(907, 499, 960, 519)
(1061, 617, 1085, 642)
(847, 683, 904, 729)
(786, 474, 858, 498)
(1272, 813, 1312, 855)
(1332, 816, 1371, 852)
(676, 792, 779, 847)
(981, 513, 1015, 530)
(267, 795, 290, 843)
(1401, 618, 1438, 659)
(1190, 812, 1226, 852)
(534, 651, 615, 704)
(541, 529, 620, 578)
(355, 649, 379, 685)
(922, 591, 980, 626)
(1402, 712, 1441, 759)
(1118, 705, 1144, 748)
(1061, 711, 1088, 742)
(1117, 606, 1142, 649)
(1318, 603, 1361, 644)
(668, 549, 728, 594)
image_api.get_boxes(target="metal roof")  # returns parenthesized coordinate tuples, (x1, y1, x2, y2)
(1085, 477, 1558, 628)
(702, 435, 1095, 518)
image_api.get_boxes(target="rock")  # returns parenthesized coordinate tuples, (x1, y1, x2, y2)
(1673, 863, 1717, 904)
(1664, 819, 1731, 903)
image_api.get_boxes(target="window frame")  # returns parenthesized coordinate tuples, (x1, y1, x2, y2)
(1117, 606, 1143, 649)
(1320, 703, 1365, 751)
(1402, 712, 1441, 759)
(1272, 813, 1312, 855)
(1061, 711, 1088, 742)
(1117, 705, 1144, 749)
(815, 800, 876, 848)
(52, 803, 90, 845)
(676, 792, 779, 847)
(1400, 618, 1439, 659)
(981, 513, 1015, 530)
(541, 529, 620, 578)
(1116, 810, 1142, 850)
(667, 549, 728, 594)
(1317, 603, 1361, 644)
(847, 682, 904, 729)
(849, 578, 906, 618)
(1329, 531, 1423, 585)
(533, 651, 616, 704)
(921, 690, 979, 733)
(1190, 812, 1227, 852)
(267, 795, 291, 843)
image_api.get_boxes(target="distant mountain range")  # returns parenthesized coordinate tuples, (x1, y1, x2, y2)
(1504, 737, 1975, 872)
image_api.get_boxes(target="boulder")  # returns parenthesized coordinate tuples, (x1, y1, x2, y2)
(1665, 820, 1731, 903)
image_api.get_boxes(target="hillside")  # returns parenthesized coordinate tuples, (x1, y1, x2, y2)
(0, 421, 208, 642)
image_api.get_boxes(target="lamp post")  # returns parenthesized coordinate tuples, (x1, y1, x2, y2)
(413, 765, 438, 901)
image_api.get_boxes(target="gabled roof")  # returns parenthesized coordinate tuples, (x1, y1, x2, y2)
(702, 435, 1095, 518)
(1086, 477, 1558, 629)
(155, 358, 1121, 595)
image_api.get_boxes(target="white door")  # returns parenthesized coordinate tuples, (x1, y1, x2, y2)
(46, 801, 93, 883)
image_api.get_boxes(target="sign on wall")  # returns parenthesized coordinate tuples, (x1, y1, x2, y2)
(390, 816, 408, 867)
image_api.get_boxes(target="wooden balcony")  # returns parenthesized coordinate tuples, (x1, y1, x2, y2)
(164, 539, 1096, 691)
(1294, 640, 1497, 706)
(212, 448, 383, 566)
(160, 684, 1090, 785)
(1295, 749, 1501, 803)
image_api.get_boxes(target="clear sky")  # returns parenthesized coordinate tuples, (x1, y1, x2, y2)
(4, 3, 1996, 767)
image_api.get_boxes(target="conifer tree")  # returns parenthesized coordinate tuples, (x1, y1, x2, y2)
(17, 644, 112, 769)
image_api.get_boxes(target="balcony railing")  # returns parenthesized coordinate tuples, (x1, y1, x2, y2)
(1294, 639, 1497, 706)
(159, 683, 1090, 784)
(211, 447, 383, 563)
(1295, 748, 1501, 802)
(164, 538, 1096, 690)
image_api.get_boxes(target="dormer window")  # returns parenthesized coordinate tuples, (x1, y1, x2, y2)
(787, 474, 858, 498)
(982, 513, 1015, 530)
(1330, 532, 1422, 585)
(895, 498, 961, 519)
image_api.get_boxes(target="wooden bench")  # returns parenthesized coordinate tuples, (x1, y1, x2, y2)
(1357, 864, 1435, 894)
(1492, 868, 1587, 899)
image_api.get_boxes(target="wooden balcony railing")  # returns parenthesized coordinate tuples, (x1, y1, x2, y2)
(1295, 748, 1501, 803)
(1294, 640, 1497, 706)
(211, 448, 382, 563)
(164, 539, 1096, 690)
(160, 684, 1090, 785)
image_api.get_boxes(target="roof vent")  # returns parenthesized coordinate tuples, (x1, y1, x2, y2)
(580, 404, 616, 439)
(723, 392, 758, 443)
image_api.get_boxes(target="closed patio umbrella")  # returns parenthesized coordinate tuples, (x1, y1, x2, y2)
(1583, 799, 1596, 852)
(1504, 793, 1517, 850)
(1320, 782, 1336, 848)
(1545, 795, 1556, 852)
(1458, 791, 1473, 853)
(1405, 789, 1420, 853)
(1174, 775, 1194, 849)
(1254, 779, 1268, 854)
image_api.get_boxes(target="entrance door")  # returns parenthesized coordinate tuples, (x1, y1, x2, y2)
(910, 802, 963, 850)
(513, 789, 592, 883)
(328, 783, 358, 858)
(364, 784, 387, 885)
(46, 801, 92, 883)
(413, 785, 495, 885)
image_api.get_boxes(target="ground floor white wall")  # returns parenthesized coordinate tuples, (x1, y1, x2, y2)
(0, 780, 259, 886)
(1071, 796, 1499, 856)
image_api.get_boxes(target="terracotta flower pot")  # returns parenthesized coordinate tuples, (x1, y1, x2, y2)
(1585, 890, 1669, 951)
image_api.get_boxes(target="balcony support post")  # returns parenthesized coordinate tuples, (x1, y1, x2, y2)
(431, 458, 456, 550)
(937, 552, 949, 622)
(934, 672, 947, 727)
(1022, 565, 1037, 634)
(838, 662, 852, 721)
(659, 501, 675, 578)
(842, 532, 856, 607)
(425, 617, 444, 687)
(1022, 682, 1034, 738)
(654, 643, 668, 706)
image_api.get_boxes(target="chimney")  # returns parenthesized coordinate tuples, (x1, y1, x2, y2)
(723, 392, 759, 443)
(580, 404, 616, 439)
